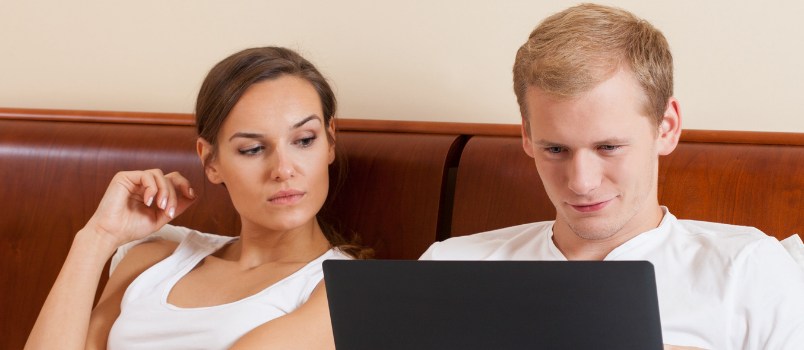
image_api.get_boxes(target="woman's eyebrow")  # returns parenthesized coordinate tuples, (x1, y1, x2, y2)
(292, 115, 322, 129)
(228, 132, 263, 141)
(227, 115, 323, 141)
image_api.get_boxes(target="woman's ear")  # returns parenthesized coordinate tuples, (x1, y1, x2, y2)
(197, 137, 223, 184)
(327, 119, 336, 164)
(657, 97, 682, 156)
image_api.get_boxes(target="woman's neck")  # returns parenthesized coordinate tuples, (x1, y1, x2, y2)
(217, 219, 331, 270)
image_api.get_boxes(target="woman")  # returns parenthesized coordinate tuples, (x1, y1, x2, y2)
(25, 47, 367, 349)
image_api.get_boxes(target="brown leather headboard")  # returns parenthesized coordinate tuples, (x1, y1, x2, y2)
(0, 109, 462, 349)
(0, 118, 240, 349)
(658, 134, 803, 238)
(450, 130, 804, 240)
(2, 107, 801, 349)
(450, 135, 554, 236)
(323, 131, 463, 259)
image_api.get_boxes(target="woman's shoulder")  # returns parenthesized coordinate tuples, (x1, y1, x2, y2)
(127, 238, 180, 259)
(109, 224, 234, 274)
(111, 238, 180, 280)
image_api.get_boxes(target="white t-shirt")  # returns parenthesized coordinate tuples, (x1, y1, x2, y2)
(107, 226, 351, 350)
(421, 210, 804, 349)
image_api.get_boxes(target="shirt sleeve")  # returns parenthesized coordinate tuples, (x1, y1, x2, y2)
(779, 233, 804, 271)
(731, 236, 804, 349)
(418, 242, 439, 260)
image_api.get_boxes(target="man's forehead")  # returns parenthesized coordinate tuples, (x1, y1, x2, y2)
(525, 71, 653, 121)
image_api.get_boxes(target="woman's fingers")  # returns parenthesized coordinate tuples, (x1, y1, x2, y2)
(166, 172, 196, 200)
(137, 171, 159, 207)
(154, 171, 174, 218)
(144, 169, 168, 210)
(85, 169, 197, 247)
(141, 169, 197, 219)
(112, 169, 191, 219)
(165, 172, 197, 218)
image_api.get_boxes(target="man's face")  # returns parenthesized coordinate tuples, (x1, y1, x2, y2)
(521, 68, 679, 243)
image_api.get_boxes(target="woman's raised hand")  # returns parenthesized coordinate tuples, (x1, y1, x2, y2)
(83, 169, 198, 248)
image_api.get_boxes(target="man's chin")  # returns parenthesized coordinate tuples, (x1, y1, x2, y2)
(564, 217, 623, 241)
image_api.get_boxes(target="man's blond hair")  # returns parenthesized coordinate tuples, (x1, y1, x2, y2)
(513, 3, 673, 130)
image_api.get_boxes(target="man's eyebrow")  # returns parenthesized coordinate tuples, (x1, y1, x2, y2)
(533, 139, 567, 147)
(531, 138, 631, 147)
(594, 137, 631, 145)
(292, 115, 322, 129)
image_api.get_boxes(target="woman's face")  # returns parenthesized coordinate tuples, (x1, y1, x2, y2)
(200, 74, 334, 234)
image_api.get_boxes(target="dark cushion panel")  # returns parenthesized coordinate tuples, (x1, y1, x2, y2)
(450, 136, 555, 237)
(323, 131, 462, 259)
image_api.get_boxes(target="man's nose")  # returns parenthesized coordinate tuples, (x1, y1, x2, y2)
(567, 151, 601, 195)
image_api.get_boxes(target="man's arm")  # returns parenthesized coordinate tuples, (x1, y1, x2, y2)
(734, 237, 804, 349)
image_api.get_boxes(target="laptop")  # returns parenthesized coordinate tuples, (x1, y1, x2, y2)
(323, 260, 663, 350)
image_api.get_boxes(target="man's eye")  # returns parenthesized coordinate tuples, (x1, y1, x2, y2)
(545, 146, 564, 154)
(599, 145, 621, 151)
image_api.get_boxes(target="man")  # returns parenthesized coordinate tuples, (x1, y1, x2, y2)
(420, 3, 804, 349)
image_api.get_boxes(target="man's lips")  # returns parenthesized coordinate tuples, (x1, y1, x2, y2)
(268, 190, 305, 205)
(568, 198, 613, 213)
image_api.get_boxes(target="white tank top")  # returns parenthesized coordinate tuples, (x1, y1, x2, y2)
(107, 229, 350, 350)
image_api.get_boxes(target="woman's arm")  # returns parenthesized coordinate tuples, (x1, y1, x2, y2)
(230, 281, 335, 350)
(25, 227, 120, 350)
(85, 239, 179, 349)
(24, 170, 195, 350)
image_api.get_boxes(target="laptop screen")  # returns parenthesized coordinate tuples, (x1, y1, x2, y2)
(324, 260, 663, 350)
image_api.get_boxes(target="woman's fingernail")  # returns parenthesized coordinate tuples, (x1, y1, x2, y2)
(168, 207, 175, 219)
(189, 188, 195, 198)
(159, 197, 167, 209)
(146, 196, 154, 207)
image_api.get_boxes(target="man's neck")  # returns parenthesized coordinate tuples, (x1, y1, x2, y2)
(551, 205, 665, 260)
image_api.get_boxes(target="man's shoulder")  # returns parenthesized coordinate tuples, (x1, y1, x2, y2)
(668, 218, 786, 260)
(674, 218, 766, 238)
(420, 221, 554, 260)
(460, 221, 552, 237)
(672, 218, 769, 246)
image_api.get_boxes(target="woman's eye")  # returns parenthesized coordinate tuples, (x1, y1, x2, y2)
(238, 145, 264, 155)
(295, 136, 316, 148)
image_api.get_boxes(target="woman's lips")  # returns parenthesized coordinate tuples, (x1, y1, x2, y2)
(268, 190, 305, 205)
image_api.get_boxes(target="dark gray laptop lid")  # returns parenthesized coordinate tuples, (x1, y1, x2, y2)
(324, 260, 663, 350)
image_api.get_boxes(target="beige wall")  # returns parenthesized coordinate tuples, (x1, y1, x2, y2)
(1, 0, 802, 132)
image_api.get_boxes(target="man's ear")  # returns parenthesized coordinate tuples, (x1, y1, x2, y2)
(197, 137, 223, 184)
(521, 120, 536, 159)
(327, 119, 336, 164)
(657, 97, 682, 156)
